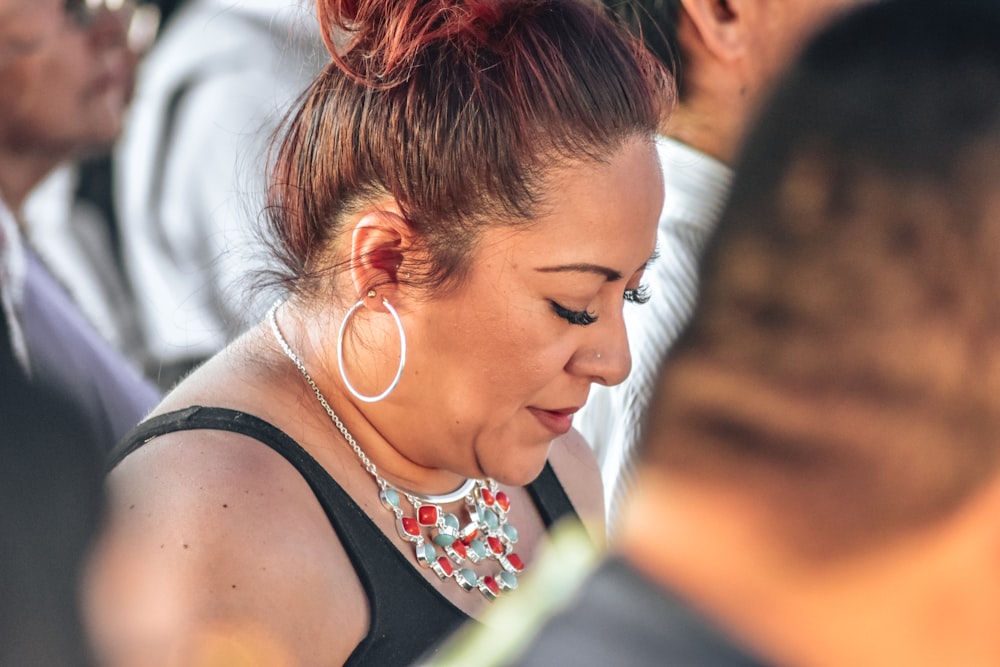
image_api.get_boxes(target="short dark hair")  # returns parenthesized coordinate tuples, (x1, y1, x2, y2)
(602, 0, 682, 94)
(265, 0, 670, 302)
(642, 0, 1000, 557)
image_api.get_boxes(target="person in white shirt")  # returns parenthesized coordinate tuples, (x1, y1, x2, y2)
(578, 0, 872, 525)
(115, 0, 328, 390)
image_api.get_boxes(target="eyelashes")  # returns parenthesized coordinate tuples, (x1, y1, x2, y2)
(550, 284, 652, 326)
(550, 301, 598, 326)
(624, 284, 651, 305)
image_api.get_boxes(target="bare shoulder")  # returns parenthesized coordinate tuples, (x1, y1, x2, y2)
(546, 428, 606, 544)
(85, 428, 368, 667)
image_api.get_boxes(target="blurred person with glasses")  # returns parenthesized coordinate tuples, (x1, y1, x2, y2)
(0, 0, 162, 451)
(0, 3, 122, 666)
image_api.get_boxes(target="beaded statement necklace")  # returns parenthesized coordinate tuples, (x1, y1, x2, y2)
(268, 304, 524, 600)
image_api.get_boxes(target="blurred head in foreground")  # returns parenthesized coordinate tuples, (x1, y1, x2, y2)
(621, 0, 1000, 663)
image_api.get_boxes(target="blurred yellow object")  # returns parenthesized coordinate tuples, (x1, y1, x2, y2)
(190, 620, 299, 667)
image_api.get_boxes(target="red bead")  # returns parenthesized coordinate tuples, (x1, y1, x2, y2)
(496, 491, 510, 512)
(461, 527, 478, 545)
(418, 505, 438, 526)
(450, 540, 467, 558)
(401, 517, 420, 537)
(507, 553, 524, 571)
(437, 557, 454, 576)
(483, 576, 500, 595)
(488, 536, 503, 554)
(481, 488, 495, 506)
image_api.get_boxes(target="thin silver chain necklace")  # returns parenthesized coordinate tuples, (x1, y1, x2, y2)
(267, 302, 524, 600)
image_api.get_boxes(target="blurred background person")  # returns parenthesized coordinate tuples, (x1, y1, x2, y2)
(115, 0, 328, 390)
(0, 3, 108, 666)
(0, 0, 161, 450)
(454, 0, 1000, 664)
(0, 0, 61, 364)
(579, 0, 872, 526)
(19, 0, 161, 363)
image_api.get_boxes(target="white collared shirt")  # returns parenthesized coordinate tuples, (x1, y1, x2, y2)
(0, 196, 30, 373)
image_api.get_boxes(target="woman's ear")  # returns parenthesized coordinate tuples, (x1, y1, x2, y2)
(679, 0, 749, 62)
(348, 204, 415, 300)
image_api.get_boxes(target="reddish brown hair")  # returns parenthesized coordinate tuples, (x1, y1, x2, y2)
(265, 0, 669, 299)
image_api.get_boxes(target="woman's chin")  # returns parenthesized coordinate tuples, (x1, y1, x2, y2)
(483, 454, 551, 488)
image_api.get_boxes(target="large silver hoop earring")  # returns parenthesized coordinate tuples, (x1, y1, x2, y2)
(337, 297, 407, 403)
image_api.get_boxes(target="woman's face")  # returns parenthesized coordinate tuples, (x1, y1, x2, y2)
(0, 4, 131, 157)
(380, 137, 663, 485)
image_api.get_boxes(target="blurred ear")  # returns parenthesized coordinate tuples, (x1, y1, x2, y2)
(348, 204, 415, 302)
(679, 0, 749, 62)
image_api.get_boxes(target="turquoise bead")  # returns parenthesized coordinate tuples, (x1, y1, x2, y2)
(423, 543, 438, 562)
(483, 509, 499, 529)
(382, 488, 400, 508)
(500, 571, 518, 590)
(443, 513, 460, 530)
(502, 524, 519, 543)
(460, 568, 478, 585)
(469, 539, 487, 559)
(433, 533, 456, 547)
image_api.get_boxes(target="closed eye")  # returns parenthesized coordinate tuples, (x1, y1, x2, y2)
(550, 300, 598, 326)
(624, 284, 651, 305)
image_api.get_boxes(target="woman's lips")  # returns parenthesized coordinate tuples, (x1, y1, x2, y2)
(527, 406, 579, 436)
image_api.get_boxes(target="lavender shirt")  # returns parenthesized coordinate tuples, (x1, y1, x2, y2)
(19, 247, 160, 451)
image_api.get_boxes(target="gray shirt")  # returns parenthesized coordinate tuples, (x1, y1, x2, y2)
(508, 558, 767, 667)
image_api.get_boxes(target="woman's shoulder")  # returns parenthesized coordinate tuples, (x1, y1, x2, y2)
(101, 415, 359, 569)
(90, 415, 369, 665)
(109, 411, 310, 503)
(104, 333, 353, 564)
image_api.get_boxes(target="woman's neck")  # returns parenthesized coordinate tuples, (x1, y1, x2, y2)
(272, 304, 476, 496)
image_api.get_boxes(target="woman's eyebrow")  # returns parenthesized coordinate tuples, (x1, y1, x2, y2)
(536, 263, 622, 281)
(536, 250, 659, 282)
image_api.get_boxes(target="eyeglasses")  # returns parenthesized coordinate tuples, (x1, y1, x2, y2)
(65, 0, 132, 28)
(63, 0, 161, 53)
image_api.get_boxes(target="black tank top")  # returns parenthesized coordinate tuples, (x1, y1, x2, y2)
(110, 406, 581, 666)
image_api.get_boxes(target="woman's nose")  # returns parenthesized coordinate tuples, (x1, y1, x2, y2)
(567, 315, 632, 387)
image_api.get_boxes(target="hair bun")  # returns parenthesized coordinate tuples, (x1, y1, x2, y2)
(316, 0, 528, 85)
